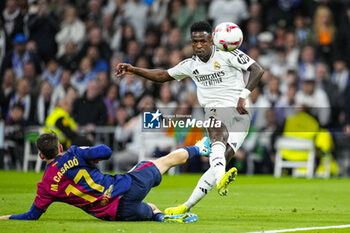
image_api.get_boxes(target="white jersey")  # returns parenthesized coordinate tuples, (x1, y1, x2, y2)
(168, 46, 255, 108)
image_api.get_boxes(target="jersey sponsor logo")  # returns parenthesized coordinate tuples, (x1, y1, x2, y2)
(194, 71, 225, 86)
(230, 50, 240, 56)
(214, 61, 221, 70)
(237, 53, 250, 64)
(143, 109, 161, 129)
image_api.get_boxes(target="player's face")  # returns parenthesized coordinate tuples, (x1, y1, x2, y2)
(191, 32, 213, 61)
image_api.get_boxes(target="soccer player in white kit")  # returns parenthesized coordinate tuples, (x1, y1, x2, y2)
(115, 21, 264, 215)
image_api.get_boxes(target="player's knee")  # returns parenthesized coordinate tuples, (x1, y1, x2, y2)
(209, 125, 229, 143)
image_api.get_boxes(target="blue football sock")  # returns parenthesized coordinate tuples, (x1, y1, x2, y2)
(184, 146, 199, 159)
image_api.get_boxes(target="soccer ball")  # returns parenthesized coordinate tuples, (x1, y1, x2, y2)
(213, 22, 243, 52)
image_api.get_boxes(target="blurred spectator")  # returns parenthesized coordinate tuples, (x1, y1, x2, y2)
(113, 95, 155, 172)
(264, 0, 302, 30)
(113, 105, 130, 149)
(295, 77, 330, 126)
(41, 59, 63, 88)
(0, 68, 16, 119)
(71, 57, 97, 95)
(152, 46, 168, 68)
(57, 41, 79, 72)
(315, 62, 340, 110)
(73, 79, 108, 126)
(86, 45, 108, 73)
(159, 18, 172, 47)
(331, 59, 349, 95)
(168, 0, 183, 23)
(44, 97, 92, 149)
(149, 0, 170, 26)
(156, 83, 177, 116)
(47, 0, 68, 21)
(96, 71, 110, 94)
(80, 27, 111, 62)
(275, 84, 297, 123)
(244, 19, 262, 49)
(1, 33, 41, 78)
(346, 84, 350, 134)
(123, 40, 141, 65)
(336, 4, 350, 67)
(55, 6, 85, 58)
(257, 31, 274, 69)
(101, 13, 114, 43)
(5, 103, 25, 169)
(111, 24, 136, 56)
(299, 45, 317, 84)
(176, 0, 206, 43)
(165, 27, 183, 51)
(33, 81, 52, 125)
(7, 79, 32, 122)
(312, 5, 336, 65)
(208, 0, 248, 28)
(248, 87, 271, 130)
(1, 0, 24, 51)
(293, 15, 313, 47)
(276, 106, 338, 177)
(270, 47, 288, 78)
(22, 62, 40, 95)
(143, 29, 160, 62)
(284, 31, 300, 70)
(119, 74, 144, 99)
(27, 0, 59, 62)
(0, 18, 6, 68)
(120, 0, 149, 43)
(264, 76, 282, 107)
(87, 0, 102, 27)
(50, 69, 72, 112)
(104, 84, 120, 125)
(122, 92, 136, 119)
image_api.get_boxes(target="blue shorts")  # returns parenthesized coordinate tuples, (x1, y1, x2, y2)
(116, 161, 162, 221)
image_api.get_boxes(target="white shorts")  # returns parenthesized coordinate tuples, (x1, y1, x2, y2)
(204, 107, 251, 152)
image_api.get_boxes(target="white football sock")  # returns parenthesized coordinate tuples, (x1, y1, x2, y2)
(210, 141, 226, 185)
(184, 167, 216, 210)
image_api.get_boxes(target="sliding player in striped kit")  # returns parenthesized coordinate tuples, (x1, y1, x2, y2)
(0, 132, 211, 223)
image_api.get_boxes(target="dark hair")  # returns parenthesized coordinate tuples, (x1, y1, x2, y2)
(190, 21, 212, 34)
(36, 132, 59, 159)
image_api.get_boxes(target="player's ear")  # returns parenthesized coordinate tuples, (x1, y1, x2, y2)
(38, 152, 45, 160)
(59, 144, 63, 153)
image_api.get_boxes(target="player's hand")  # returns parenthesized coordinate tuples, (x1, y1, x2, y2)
(0, 215, 10, 220)
(237, 98, 248, 115)
(114, 63, 134, 77)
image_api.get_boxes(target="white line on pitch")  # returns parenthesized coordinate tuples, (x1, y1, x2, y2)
(247, 224, 350, 233)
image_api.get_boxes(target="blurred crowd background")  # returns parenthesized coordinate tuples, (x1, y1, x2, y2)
(0, 0, 350, 175)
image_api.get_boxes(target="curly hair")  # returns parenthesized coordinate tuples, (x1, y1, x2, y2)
(190, 21, 212, 34)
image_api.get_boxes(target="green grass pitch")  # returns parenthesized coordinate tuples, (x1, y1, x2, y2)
(0, 171, 349, 233)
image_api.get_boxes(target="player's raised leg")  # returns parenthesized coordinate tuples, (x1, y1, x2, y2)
(152, 137, 211, 175)
(164, 144, 235, 215)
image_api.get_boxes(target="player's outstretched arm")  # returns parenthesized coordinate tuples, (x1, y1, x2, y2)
(115, 63, 174, 83)
(0, 203, 45, 220)
(237, 62, 264, 115)
(77, 145, 113, 161)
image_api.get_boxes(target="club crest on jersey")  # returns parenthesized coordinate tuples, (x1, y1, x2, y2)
(214, 61, 221, 70)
